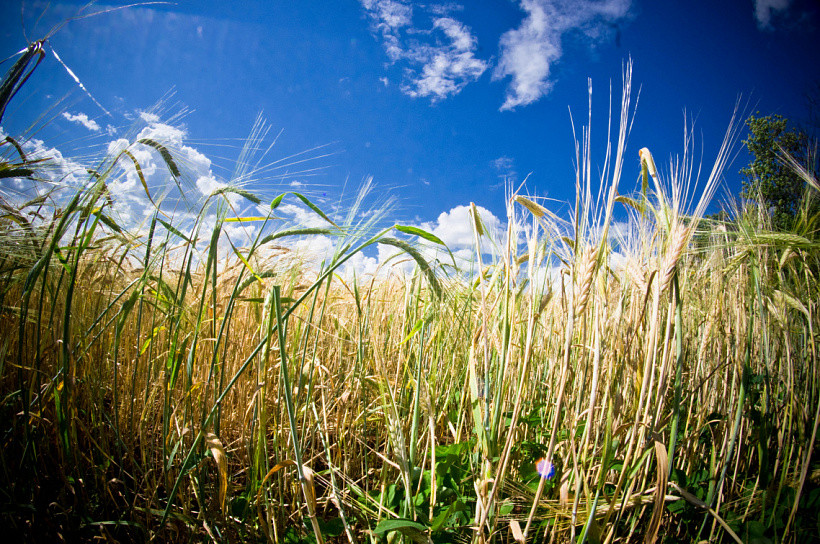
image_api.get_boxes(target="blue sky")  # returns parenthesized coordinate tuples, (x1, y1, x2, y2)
(1, 0, 819, 270)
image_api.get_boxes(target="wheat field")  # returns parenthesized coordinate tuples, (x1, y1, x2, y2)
(1, 51, 819, 543)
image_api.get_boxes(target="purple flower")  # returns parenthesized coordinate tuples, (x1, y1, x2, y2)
(536, 458, 555, 480)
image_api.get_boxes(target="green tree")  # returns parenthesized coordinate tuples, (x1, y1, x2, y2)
(740, 114, 810, 231)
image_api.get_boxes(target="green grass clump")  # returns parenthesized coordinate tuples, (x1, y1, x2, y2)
(1, 51, 819, 544)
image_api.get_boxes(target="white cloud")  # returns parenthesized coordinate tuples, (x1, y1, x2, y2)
(279, 233, 383, 280)
(492, 156, 514, 171)
(223, 221, 258, 247)
(138, 119, 187, 145)
(8, 133, 86, 189)
(361, 1, 488, 101)
(753, 0, 792, 29)
(62, 111, 100, 131)
(401, 17, 488, 100)
(494, 0, 630, 110)
(492, 156, 518, 185)
(278, 203, 334, 229)
(139, 111, 161, 124)
(345, 247, 380, 277)
(419, 204, 503, 250)
(362, 0, 413, 30)
(195, 174, 229, 198)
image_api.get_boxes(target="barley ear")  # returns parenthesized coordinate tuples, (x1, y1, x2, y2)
(575, 246, 597, 315)
(660, 223, 690, 292)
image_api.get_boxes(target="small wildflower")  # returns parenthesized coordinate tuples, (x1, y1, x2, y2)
(535, 457, 555, 479)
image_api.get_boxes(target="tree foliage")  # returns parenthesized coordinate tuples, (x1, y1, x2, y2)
(740, 114, 810, 231)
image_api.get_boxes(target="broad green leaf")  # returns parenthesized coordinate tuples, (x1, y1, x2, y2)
(96, 212, 123, 234)
(271, 193, 285, 209)
(157, 219, 191, 243)
(373, 519, 429, 541)
(395, 224, 446, 246)
(0, 166, 33, 179)
(139, 326, 165, 355)
(228, 239, 261, 284)
(115, 287, 141, 337)
(291, 191, 338, 227)
(400, 318, 424, 345)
